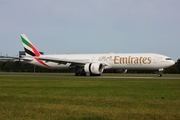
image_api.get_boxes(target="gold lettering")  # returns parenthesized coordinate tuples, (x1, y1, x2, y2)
(134, 57, 139, 64)
(131, 57, 134, 64)
(125, 57, 128, 64)
(128, 56, 131, 64)
(147, 57, 151, 64)
(114, 56, 119, 64)
(142, 57, 147, 64)
(114, 56, 152, 64)
(120, 57, 124, 64)
(140, 57, 143, 64)
(120, 57, 126, 64)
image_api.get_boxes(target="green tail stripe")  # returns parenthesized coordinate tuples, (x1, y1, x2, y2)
(21, 36, 30, 48)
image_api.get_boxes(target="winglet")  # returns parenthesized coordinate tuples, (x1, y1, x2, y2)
(21, 34, 40, 57)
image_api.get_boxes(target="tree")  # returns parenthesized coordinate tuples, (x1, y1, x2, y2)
(0, 61, 2, 71)
(176, 59, 180, 73)
(3, 61, 12, 72)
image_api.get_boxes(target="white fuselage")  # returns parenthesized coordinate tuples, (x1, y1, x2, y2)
(21, 53, 175, 70)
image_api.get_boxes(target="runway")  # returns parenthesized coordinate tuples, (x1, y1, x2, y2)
(0, 73, 180, 79)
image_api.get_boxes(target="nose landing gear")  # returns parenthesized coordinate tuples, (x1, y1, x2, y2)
(158, 73, 162, 77)
(158, 68, 164, 77)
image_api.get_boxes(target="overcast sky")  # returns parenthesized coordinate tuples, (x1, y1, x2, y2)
(0, 0, 180, 61)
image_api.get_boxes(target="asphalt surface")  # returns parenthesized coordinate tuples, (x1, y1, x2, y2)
(0, 73, 180, 79)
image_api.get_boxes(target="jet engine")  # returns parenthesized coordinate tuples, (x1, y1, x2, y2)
(84, 63, 104, 75)
(114, 69, 127, 74)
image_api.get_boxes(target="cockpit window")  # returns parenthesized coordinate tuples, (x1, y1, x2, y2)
(166, 58, 172, 60)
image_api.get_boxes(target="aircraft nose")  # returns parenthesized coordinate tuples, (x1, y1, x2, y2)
(165, 60, 175, 68)
(168, 60, 175, 67)
(172, 60, 175, 66)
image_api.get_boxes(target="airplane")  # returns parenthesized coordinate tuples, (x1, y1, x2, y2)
(20, 34, 175, 77)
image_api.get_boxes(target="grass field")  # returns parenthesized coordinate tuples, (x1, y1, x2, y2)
(0, 73, 180, 120)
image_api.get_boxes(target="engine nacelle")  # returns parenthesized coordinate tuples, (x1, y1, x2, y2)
(114, 69, 127, 74)
(84, 63, 104, 75)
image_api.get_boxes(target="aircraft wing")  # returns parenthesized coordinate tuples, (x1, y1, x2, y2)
(38, 56, 108, 67)
(39, 56, 87, 65)
(20, 56, 34, 61)
(0, 56, 19, 62)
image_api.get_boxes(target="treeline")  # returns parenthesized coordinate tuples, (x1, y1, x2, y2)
(0, 59, 180, 73)
(0, 61, 71, 73)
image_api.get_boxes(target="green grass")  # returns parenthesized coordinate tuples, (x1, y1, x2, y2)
(0, 74, 180, 120)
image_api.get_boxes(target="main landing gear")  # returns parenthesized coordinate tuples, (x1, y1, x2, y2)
(75, 71, 101, 76)
(74, 68, 101, 76)
(75, 70, 86, 76)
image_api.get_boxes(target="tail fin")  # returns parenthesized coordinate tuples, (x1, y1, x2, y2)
(21, 34, 41, 57)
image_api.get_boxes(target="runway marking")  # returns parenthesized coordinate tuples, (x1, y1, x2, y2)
(96, 76, 154, 79)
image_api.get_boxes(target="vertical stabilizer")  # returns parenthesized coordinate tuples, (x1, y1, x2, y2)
(21, 34, 40, 57)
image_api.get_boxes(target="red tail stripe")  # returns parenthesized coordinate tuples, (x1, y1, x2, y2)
(35, 58, 49, 67)
(30, 44, 40, 57)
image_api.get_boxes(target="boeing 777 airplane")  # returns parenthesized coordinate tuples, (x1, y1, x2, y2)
(20, 34, 175, 77)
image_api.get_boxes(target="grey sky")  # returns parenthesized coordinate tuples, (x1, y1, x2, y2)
(0, 0, 180, 61)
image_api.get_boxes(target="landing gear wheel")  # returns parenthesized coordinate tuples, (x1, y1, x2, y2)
(75, 71, 80, 76)
(75, 70, 87, 76)
(158, 68, 163, 77)
(158, 74, 162, 77)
